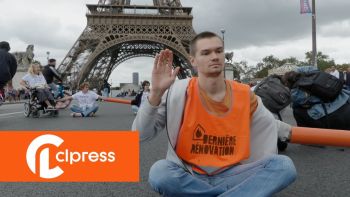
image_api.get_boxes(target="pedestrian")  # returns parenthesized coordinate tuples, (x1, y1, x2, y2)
(58, 82, 104, 117)
(329, 66, 340, 79)
(101, 79, 111, 97)
(345, 67, 350, 91)
(0, 41, 18, 103)
(132, 31, 296, 196)
(130, 80, 150, 115)
(42, 58, 62, 98)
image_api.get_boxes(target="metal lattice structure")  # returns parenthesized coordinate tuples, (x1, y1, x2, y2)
(58, 0, 196, 89)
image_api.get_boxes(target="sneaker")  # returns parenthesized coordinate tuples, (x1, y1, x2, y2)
(71, 112, 82, 117)
(47, 105, 55, 110)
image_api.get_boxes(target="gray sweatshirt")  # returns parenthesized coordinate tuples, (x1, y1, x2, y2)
(132, 78, 291, 174)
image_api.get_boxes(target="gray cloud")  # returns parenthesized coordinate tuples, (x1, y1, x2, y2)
(1, 15, 78, 50)
(182, 0, 350, 49)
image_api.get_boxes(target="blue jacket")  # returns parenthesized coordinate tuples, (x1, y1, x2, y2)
(291, 65, 350, 119)
(291, 88, 350, 120)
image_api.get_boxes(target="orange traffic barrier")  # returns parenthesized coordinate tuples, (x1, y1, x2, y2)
(290, 127, 350, 147)
(103, 97, 131, 105)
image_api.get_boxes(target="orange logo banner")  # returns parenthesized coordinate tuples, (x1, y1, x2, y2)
(0, 131, 139, 182)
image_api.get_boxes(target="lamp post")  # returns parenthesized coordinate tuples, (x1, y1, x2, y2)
(220, 28, 226, 78)
(46, 51, 50, 60)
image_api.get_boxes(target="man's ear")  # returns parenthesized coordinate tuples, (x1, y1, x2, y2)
(190, 55, 195, 67)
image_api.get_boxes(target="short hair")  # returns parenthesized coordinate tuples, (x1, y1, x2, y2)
(189, 31, 223, 56)
(142, 80, 150, 88)
(0, 41, 10, 51)
(48, 58, 56, 63)
(79, 82, 90, 90)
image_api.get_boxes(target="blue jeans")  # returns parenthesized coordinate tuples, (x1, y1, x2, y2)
(131, 105, 139, 114)
(48, 83, 58, 98)
(103, 88, 109, 97)
(70, 104, 99, 117)
(149, 155, 296, 197)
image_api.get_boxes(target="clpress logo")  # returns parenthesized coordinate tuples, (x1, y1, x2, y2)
(0, 131, 139, 182)
(26, 134, 64, 179)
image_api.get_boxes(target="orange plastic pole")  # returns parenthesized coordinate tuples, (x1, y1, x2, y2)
(103, 97, 131, 105)
(290, 127, 350, 147)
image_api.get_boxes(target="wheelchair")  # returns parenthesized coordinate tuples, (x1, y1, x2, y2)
(24, 88, 59, 118)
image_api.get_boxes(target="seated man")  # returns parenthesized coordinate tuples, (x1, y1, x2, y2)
(132, 32, 296, 196)
(58, 82, 103, 117)
(20, 63, 55, 109)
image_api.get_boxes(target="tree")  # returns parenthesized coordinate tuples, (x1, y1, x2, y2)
(305, 51, 335, 71)
(262, 55, 282, 69)
(255, 67, 269, 78)
(281, 57, 301, 66)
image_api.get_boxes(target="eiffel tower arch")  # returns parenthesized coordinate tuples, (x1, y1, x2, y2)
(58, 0, 196, 89)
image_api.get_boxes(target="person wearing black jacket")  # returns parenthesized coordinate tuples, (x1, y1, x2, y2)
(101, 80, 111, 97)
(131, 80, 150, 115)
(42, 58, 61, 97)
(0, 41, 17, 90)
(346, 67, 350, 91)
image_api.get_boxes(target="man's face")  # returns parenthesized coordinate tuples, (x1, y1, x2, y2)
(82, 86, 89, 93)
(190, 37, 225, 77)
(49, 61, 56, 67)
(144, 83, 150, 91)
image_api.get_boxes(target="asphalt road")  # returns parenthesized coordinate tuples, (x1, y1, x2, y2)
(0, 101, 349, 197)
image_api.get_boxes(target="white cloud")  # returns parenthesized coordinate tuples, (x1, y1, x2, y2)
(109, 57, 153, 86)
(320, 20, 350, 37)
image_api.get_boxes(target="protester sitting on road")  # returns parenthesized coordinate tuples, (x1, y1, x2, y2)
(282, 66, 350, 130)
(0, 41, 18, 103)
(20, 63, 56, 109)
(58, 82, 104, 117)
(132, 32, 296, 197)
(130, 80, 150, 115)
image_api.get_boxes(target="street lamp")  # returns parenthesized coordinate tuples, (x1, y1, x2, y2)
(220, 28, 225, 46)
(220, 29, 226, 78)
(46, 51, 50, 60)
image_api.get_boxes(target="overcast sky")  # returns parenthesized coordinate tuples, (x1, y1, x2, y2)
(1, 0, 350, 86)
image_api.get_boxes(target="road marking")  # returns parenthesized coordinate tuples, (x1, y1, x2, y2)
(0, 112, 23, 117)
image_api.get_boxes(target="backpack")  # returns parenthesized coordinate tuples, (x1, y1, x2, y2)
(254, 75, 291, 113)
(295, 71, 343, 102)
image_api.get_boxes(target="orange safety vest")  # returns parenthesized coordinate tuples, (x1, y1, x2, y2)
(176, 77, 250, 175)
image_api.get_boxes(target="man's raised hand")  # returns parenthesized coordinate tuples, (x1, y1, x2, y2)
(149, 49, 180, 106)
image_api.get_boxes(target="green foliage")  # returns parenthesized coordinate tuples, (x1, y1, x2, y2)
(245, 51, 348, 79)
(255, 67, 269, 78)
(304, 51, 335, 71)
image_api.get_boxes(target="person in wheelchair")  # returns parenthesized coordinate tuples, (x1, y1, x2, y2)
(20, 63, 56, 110)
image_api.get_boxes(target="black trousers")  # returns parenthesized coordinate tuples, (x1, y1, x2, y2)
(35, 88, 54, 103)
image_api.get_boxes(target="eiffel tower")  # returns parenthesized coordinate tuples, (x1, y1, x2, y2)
(58, 0, 196, 89)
